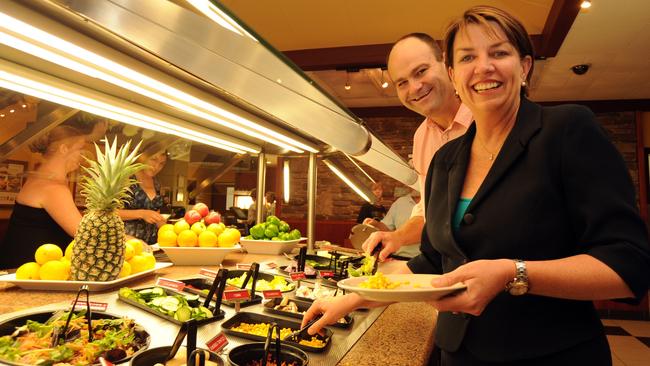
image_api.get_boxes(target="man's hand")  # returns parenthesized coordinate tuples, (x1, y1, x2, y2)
(362, 218, 390, 231)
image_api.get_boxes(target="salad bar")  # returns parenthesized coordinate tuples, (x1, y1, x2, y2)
(0, 251, 438, 365)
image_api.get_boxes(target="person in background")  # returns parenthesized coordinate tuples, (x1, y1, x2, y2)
(247, 189, 276, 225)
(362, 32, 472, 263)
(118, 141, 167, 245)
(356, 182, 387, 223)
(304, 6, 650, 365)
(363, 188, 421, 258)
(0, 119, 101, 269)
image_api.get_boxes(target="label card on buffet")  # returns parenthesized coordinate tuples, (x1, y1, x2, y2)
(262, 289, 282, 299)
(71, 300, 108, 312)
(264, 262, 278, 269)
(290, 271, 306, 281)
(155, 278, 185, 292)
(236, 263, 252, 270)
(224, 289, 250, 301)
(318, 270, 335, 278)
(199, 268, 219, 279)
(206, 331, 229, 353)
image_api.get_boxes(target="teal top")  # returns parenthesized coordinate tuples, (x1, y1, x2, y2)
(452, 198, 472, 230)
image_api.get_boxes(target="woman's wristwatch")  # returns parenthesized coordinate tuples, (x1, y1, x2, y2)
(505, 259, 529, 296)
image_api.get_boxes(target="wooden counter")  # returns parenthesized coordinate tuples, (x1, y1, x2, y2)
(0, 252, 437, 366)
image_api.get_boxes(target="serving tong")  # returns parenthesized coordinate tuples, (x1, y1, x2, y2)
(166, 319, 206, 365)
(203, 268, 228, 313)
(370, 243, 382, 275)
(285, 314, 323, 342)
(51, 284, 92, 347)
(262, 322, 282, 366)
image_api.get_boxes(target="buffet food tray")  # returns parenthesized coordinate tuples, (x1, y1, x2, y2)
(263, 297, 353, 329)
(0, 262, 173, 291)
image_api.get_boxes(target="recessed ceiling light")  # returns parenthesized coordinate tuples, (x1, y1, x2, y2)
(580, 0, 592, 9)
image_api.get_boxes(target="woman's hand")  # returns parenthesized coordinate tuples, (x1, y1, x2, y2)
(139, 209, 165, 225)
(301, 294, 367, 335)
(428, 259, 514, 316)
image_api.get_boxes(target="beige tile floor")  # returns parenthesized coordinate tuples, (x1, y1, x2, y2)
(602, 319, 650, 366)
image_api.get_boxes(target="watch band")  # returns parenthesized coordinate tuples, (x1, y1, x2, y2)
(505, 259, 529, 295)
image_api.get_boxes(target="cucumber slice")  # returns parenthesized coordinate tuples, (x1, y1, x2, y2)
(184, 293, 200, 305)
(176, 306, 192, 322)
(152, 287, 165, 296)
(160, 297, 180, 313)
(150, 297, 166, 307)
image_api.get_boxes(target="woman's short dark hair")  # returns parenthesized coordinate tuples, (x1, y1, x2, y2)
(443, 6, 535, 96)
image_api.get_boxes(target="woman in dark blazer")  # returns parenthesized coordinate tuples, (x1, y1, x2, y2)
(408, 6, 650, 365)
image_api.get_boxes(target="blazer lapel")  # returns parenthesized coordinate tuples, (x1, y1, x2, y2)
(468, 98, 542, 211)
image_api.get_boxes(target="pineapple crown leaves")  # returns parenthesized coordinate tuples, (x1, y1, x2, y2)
(80, 137, 147, 211)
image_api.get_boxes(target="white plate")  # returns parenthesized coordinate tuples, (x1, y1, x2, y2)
(239, 238, 304, 255)
(0, 262, 173, 292)
(159, 245, 241, 265)
(337, 274, 466, 302)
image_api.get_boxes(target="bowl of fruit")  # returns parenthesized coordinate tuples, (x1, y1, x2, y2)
(240, 216, 304, 255)
(156, 203, 242, 265)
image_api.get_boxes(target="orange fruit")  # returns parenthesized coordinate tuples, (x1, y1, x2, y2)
(35, 244, 63, 265)
(119, 261, 132, 278)
(174, 220, 190, 234)
(125, 238, 144, 255)
(198, 230, 218, 247)
(177, 230, 198, 247)
(218, 228, 241, 248)
(158, 230, 178, 247)
(15, 262, 40, 280)
(64, 240, 74, 261)
(128, 255, 148, 274)
(39, 260, 69, 281)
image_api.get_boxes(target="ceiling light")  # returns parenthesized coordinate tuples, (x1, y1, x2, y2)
(580, 1, 592, 9)
(344, 71, 351, 91)
(21, 104, 26, 108)
(0, 12, 317, 153)
(0, 61, 260, 154)
(381, 69, 389, 89)
(9, 109, 14, 113)
(0, 114, 4, 117)
(283, 160, 290, 204)
(323, 158, 374, 203)
(186, 0, 257, 42)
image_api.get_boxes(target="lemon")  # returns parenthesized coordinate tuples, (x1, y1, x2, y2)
(15, 262, 40, 280)
(124, 242, 135, 260)
(174, 220, 190, 234)
(177, 230, 198, 247)
(35, 244, 63, 265)
(125, 238, 144, 255)
(39, 260, 69, 281)
(191, 222, 206, 236)
(64, 240, 74, 261)
(218, 228, 241, 248)
(141, 252, 156, 270)
(119, 261, 131, 278)
(128, 255, 148, 274)
(158, 230, 178, 247)
(198, 230, 218, 247)
(60, 257, 71, 279)
(206, 223, 225, 237)
(158, 224, 174, 236)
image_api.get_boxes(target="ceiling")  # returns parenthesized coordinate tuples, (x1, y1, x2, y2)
(219, 0, 650, 108)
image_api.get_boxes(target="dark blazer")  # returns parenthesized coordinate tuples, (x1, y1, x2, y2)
(408, 98, 650, 362)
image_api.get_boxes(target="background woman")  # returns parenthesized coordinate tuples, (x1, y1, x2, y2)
(118, 141, 167, 245)
(0, 120, 98, 269)
(303, 6, 650, 365)
(356, 181, 387, 223)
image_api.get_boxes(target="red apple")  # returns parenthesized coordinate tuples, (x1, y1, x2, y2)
(204, 211, 221, 225)
(184, 209, 202, 225)
(193, 203, 209, 217)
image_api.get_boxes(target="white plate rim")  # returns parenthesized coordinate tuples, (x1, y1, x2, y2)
(337, 274, 466, 301)
(239, 237, 305, 245)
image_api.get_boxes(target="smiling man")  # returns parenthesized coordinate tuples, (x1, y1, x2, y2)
(362, 33, 473, 264)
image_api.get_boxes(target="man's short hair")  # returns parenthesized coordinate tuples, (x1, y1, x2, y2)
(388, 32, 444, 65)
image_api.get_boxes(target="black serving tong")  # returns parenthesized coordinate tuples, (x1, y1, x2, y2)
(297, 247, 307, 272)
(240, 262, 260, 295)
(285, 315, 323, 342)
(188, 348, 207, 366)
(370, 243, 382, 275)
(165, 319, 199, 365)
(203, 268, 228, 313)
(52, 284, 92, 347)
(262, 322, 282, 366)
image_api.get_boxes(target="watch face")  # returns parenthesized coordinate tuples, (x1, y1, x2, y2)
(509, 281, 528, 296)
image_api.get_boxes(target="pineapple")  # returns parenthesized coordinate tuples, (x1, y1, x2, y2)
(71, 138, 145, 281)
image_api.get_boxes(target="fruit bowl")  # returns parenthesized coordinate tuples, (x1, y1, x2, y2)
(239, 238, 305, 255)
(159, 245, 241, 265)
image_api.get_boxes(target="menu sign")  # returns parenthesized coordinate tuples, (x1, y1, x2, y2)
(262, 290, 282, 299)
(236, 263, 252, 270)
(155, 278, 185, 292)
(290, 271, 306, 281)
(206, 332, 229, 352)
(199, 268, 219, 278)
(224, 289, 250, 301)
(71, 301, 108, 312)
(318, 270, 335, 278)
